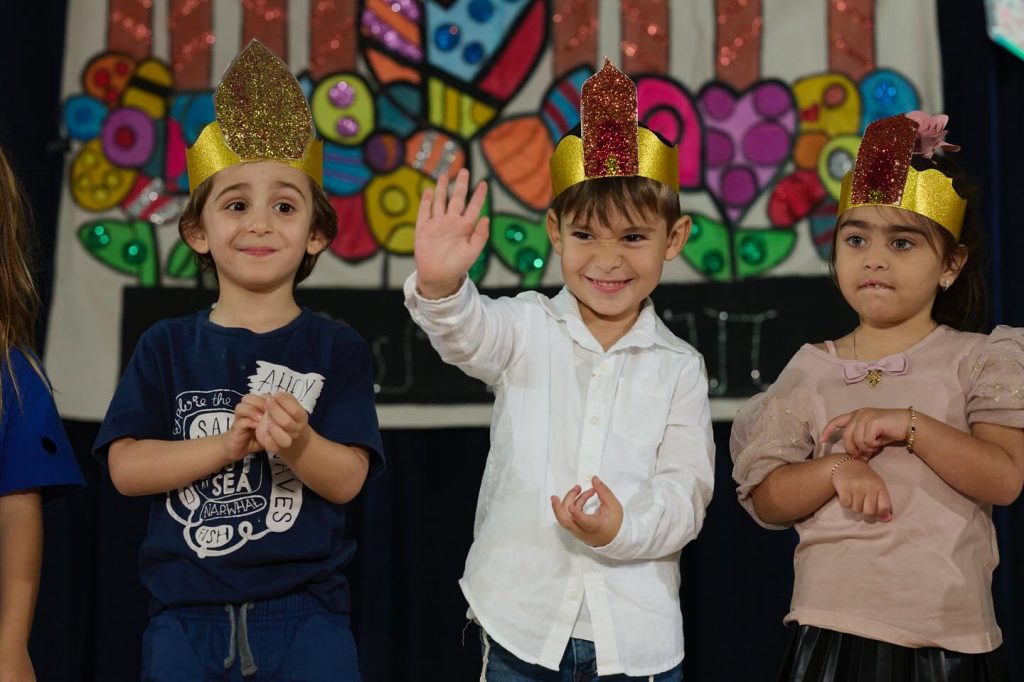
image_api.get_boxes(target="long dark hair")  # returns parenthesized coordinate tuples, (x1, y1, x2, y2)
(0, 145, 45, 412)
(829, 155, 988, 332)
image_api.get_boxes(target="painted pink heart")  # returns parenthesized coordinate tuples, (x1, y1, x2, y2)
(699, 80, 796, 224)
(636, 76, 703, 190)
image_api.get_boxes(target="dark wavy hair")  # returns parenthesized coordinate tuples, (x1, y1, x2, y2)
(829, 155, 988, 332)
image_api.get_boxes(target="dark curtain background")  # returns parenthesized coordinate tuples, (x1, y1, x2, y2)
(2, 1, 1022, 680)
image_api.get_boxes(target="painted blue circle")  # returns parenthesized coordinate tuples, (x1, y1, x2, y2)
(434, 24, 461, 51)
(64, 95, 107, 140)
(469, 0, 494, 22)
(463, 42, 485, 64)
(872, 79, 897, 106)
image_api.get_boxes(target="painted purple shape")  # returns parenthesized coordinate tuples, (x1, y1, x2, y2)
(743, 121, 790, 166)
(702, 85, 735, 120)
(329, 81, 356, 108)
(699, 80, 796, 222)
(706, 129, 734, 168)
(754, 82, 791, 118)
(364, 132, 403, 173)
(721, 166, 758, 207)
(336, 117, 360, 138)
(361, 8, 423, 61)
(101, 107, 155, 168)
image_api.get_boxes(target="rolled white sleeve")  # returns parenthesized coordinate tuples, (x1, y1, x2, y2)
(592, 360, 715, 561)
(403, 272, 526, 386)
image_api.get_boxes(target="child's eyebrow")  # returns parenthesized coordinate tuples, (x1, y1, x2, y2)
(273, 181, 307, 197)
(838, 220, 926, 236)
(215, 182, 250, 200)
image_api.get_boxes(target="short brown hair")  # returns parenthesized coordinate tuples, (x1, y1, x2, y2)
(178, 173, 338, 285)
(551, 175, 681, 229)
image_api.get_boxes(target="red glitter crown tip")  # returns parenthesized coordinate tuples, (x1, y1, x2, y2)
(850, 115, 919, 206)
(581, 59, 639, 178)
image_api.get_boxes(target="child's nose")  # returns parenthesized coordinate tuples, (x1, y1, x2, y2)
(593, 241, 623, 270)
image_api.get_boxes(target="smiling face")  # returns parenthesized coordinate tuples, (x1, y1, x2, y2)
(833, 205, 965, 327)
(546, 201, 689, 334)
(183, 161, 328, 294)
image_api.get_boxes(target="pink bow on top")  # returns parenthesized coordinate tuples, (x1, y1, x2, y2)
(904, 111, 962, 159)
(842, 354, 908, 385)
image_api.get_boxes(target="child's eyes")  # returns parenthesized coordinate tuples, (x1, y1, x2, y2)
(844, 235, 865, 247)
(275, 202, 297, 214)
(622, 234, 647, 243)
(226, 200, 247, 212)
(571, 231, 594, 240)
(891, 237, 913, 250)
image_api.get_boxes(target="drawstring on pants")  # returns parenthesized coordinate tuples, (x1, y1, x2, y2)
(223, 603, 258, 678)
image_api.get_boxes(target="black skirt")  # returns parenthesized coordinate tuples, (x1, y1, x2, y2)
(777, 625, 1010, 682)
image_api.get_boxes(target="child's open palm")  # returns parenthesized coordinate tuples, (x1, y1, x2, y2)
(551, 477, 624, 548)
(414, 168, 489, 299)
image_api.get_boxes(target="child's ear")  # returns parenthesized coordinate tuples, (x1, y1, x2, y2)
(664, 215, 692, 261)
(941, 244, 968, 287)
(306, 227, 329, 255)
(546, 209, 563, 256)
(181, 219, 210, 255)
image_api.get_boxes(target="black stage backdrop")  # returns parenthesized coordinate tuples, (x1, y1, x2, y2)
(4, 2, 1024, 680)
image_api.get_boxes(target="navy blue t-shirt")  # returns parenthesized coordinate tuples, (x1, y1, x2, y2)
(1, 349, 84, 498)
(93, 309, 384, 612)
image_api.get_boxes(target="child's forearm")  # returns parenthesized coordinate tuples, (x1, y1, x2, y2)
(750, 453, 848, 525)
(278, 429, 370, 504)
(108, 435, 234, 496)
(911, 413, 1024, 505)
(0, 491, 41, 654)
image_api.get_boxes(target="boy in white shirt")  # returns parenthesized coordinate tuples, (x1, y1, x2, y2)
(404, 61, 714, 681)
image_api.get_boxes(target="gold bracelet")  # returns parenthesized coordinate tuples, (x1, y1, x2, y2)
(906, 406, 917, 454)
(830, 455, 855, 480)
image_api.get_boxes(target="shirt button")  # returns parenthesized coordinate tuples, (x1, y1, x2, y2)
(590, 416, 599, 425)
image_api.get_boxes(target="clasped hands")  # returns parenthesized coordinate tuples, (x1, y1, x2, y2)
(222, 392, 310, 463)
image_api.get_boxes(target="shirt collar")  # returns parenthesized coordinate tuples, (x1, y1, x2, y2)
(538, 287, 694, 355)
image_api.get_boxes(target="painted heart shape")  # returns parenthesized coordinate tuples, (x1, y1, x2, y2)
(698, 80, 796, 224)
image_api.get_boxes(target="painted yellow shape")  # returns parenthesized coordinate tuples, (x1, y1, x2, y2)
(365, 166, 434, 255)
(459, 94, 495, 137)
(70, 139, 138, 211)
(122, 59, 173, 118)
(818, 133, 861, 200)
(793, 73, 861, 137)
(311, 74, 375, 145)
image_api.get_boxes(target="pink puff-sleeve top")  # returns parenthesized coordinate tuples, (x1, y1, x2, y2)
(730, 325, 1024, 653)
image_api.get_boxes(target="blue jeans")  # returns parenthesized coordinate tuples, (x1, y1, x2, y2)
(141, 593, 360, 681)
(480, 628, 683, 681)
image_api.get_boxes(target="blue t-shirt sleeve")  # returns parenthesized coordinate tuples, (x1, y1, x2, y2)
(0, 350, 85, 499)
(93, 326, 170, 460)
(319, 329, 385, 479)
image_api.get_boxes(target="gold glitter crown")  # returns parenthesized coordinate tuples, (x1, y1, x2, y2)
(185, 40, 323, 193)
(549, 59, 678, 198)
(837, 115, 966, 240)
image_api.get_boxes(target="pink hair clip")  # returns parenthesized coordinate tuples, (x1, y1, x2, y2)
(904, 111, 961, 159)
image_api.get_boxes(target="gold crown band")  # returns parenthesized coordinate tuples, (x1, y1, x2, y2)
(186, 122, 323, 193)
(837, 167, 966, 241)
(550, 126, 678, 198)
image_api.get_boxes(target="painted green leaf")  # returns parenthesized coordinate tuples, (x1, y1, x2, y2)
(78, 219, 160, 286)
(735, 227, 797, 278)
(681, 213, 732, 281)
(489, 212, 550, 289)
(166, 239, 200, 280)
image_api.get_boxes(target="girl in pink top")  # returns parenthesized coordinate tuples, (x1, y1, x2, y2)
(731, 113, 1024, 682)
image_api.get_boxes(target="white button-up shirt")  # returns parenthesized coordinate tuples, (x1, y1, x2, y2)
(404, 275, 715, 676)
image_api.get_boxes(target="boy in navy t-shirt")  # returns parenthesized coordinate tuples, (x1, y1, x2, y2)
(93, 41, 383, 680)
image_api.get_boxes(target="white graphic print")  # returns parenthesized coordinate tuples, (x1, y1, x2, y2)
(167, 363, 326, 558)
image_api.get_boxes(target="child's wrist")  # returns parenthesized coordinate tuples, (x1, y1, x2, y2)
(416, 276, 463, 300)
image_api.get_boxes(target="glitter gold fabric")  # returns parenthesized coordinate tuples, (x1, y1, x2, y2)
(549, 59, 678, 198)
(837, 114, 966, 240)
(185, 40, 323, 192)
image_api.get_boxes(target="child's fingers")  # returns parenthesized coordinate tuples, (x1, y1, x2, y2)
(448, 168, 469, 216)
(417, 188, 433, 227)
(464, 179, 489, 221)
(862, 489, 878, 517)
(267, 422, 293, 450)
(572, 488, 597, 510)
(266, 397, 300, 429)
(469, 217, 490, 253)
(234, 403, 263, 422)
(240, 394, 268, 410)
(272, 392, 306, 418)
(877, 482, 893, 521)
(591, 476, 619, 506)
(560, 486, 582, 509)
(568, 504, 599, 532)
(432, 173, 449, 219)
(550, 496, 579, 531)
(821, 413, 851, 445)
